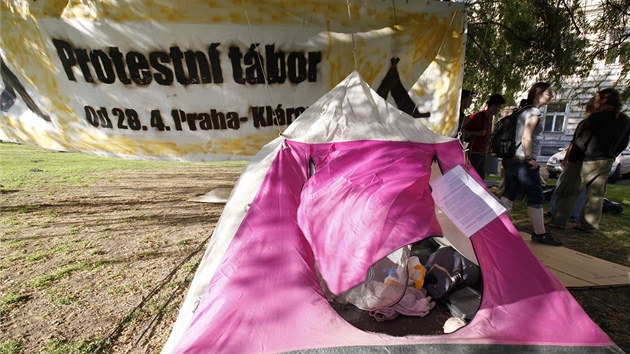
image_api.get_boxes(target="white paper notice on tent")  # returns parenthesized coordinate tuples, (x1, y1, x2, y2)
(430, 165, 506, 237)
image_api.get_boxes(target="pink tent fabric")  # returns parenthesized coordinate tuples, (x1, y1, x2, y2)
(171, 139, 617, 353)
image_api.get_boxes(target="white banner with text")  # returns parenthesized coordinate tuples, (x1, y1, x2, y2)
(0, 0, 466, 161)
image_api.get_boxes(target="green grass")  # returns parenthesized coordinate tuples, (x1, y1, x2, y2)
(46, 288, 81, 306)
(0, 142, 247, 190)
(51, 240, 84, 254)
(0, 341, 23, 354)
(0, 292, 30, 318)
(25, 253, 47, 262)
(1, 292, 30, 305)
(28, 263, 90, 288)
(604, 183, 630, 204)
(41, 339, 101, 354)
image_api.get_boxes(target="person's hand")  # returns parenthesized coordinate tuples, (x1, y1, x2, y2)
(528, 159, 538, 170)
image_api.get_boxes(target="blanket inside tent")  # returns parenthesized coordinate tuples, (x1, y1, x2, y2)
(163, 71, 620, 353)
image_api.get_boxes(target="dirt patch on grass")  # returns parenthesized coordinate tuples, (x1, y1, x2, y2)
(0, 166, 242, 353)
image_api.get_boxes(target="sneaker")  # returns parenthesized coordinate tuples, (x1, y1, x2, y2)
(531, 232, 563, 246)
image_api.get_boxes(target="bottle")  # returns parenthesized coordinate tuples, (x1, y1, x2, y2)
(408, 256, 427, 289)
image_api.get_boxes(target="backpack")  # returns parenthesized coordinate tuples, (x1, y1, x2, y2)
(602, 198, 624, 215)
(488, 107, 528, 159)
(423, 246, 480, 299)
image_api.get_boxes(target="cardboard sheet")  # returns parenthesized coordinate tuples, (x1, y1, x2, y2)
(520, 232, 630, 288)
(188, 187, 233, 204)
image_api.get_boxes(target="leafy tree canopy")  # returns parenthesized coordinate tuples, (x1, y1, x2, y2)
(462, 0, 629, 106)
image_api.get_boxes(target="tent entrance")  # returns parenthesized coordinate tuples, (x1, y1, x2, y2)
(324, 237, 483, 336)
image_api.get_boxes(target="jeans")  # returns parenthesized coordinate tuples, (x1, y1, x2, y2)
(502, 158, 544, 208)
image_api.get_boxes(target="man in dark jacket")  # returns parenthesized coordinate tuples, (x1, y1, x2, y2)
(549, 88, 630, 231)
(463, 93, 505, 179)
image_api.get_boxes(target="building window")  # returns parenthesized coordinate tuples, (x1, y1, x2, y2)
(543, 103, 567, 132)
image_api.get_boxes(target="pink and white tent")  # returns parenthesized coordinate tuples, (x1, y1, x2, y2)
(162, 71, 620, 353)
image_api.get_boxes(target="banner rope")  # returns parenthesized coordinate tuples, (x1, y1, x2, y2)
(391, 0, 398, 26)
(241, 0, 283, 136)
(346, 0, 359, 71)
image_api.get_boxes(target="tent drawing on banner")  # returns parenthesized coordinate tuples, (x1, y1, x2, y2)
(162, 72, 621, 353)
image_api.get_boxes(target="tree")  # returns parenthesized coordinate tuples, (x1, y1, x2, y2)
(463, 0, 629, 105)
(592, 0, 630, 97)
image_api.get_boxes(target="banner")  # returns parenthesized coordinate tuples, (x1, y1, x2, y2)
(0, 0, 466, 161)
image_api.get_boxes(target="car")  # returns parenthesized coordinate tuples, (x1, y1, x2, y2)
(609, 150, 630, 182)
(545, 148, 630, 183)
(546, 148, 567, 179)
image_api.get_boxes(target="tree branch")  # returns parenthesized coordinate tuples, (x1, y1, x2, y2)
(560, 0, 582, 34)
(467, 34, 499, 72)
(468, 20, 540, 49)
(605, 0, 630, 17)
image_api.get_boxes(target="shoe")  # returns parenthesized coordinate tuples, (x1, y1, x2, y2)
(532, 232, 564, 246)
(573, 225, 595, 233)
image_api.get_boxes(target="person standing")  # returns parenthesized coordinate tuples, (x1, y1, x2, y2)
(549, 88, 630, 231)
(547, 97, 596, 220)
(464, 93, 505, 179)
(500, 82, 563, 246)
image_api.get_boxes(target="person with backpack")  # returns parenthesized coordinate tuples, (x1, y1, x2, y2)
(500, 82, 563, 246)
(548, 88, 630, 232)
(464, 93, 506, 180)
